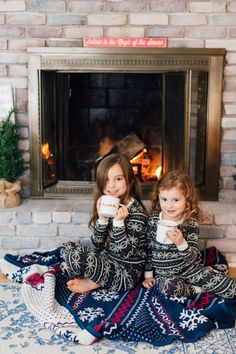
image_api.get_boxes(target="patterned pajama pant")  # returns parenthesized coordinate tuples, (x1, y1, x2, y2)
(60, 241, 141, 291)
(155, 264, 236, 299)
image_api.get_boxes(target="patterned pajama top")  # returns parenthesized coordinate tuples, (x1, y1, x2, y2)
(61, 198, 148, 291)
(144, 211, 201, 279)
(144, 212, 236, 299)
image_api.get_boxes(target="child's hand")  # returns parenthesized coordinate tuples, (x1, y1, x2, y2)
(207, 265, 219, 273)
(97, 198, 109, 222)
(114, 204, 129, 221)
(166, 227, 185, 246)
(143, 277, 156, 289)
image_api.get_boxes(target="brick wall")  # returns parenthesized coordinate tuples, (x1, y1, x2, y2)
(0, 0, 236, 201)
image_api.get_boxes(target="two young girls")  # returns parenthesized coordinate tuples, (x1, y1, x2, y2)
(61, 157, 236, 299)
(143, 170, 236, 299)
(61, 153, 148, 293)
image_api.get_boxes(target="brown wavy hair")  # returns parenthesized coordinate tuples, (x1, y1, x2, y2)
(151, 170, 203, 224)
(89, 153, 146, 228)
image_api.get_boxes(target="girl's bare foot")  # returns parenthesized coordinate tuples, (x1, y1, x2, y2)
(61, 262, 67, 268)
(67, 278, 100, 293)
(61, 262, 68, 271)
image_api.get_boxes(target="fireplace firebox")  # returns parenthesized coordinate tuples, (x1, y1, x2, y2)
(28, 48, 225, 200)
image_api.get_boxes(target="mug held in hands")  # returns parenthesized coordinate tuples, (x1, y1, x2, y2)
(99, 195, 120, 218)
(156, 219, 178, 244)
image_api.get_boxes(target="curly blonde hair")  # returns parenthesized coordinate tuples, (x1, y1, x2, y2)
(151, 170, 203, 224)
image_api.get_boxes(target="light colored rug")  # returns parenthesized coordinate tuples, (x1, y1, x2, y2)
(0, 283, 236, 354)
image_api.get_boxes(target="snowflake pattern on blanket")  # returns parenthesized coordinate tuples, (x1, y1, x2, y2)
(2, 247, 236, 346)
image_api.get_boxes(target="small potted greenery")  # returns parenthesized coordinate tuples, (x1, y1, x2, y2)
(0, 108, 26, 208)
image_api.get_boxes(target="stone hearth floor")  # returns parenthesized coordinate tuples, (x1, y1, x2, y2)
(1, 196, 235, 213)
(3, 196, 95, 212)
(0, 197, 236, 264)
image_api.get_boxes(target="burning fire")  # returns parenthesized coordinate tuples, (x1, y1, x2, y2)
(131, 148, 162, 181)
(41, 142, 55, 177)
(130, 149, 147, 163)
(41, 142, 52, 160)
(155, 166, 162, 179)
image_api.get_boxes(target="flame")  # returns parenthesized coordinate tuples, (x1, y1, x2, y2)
(130, 149, 146, 163)
(132, 165, 138, 174)
(41, 142, 55, 178)
(130, 148, 163, 181)
(98, 137, 117, 157)
(155, 166, 162, 179)
(41, 142, 52, 160)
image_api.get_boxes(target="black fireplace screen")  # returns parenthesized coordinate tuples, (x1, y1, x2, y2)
(41, 71, 207, 195)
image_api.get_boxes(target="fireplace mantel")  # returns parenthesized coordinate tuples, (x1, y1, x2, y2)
(28, 47, 225, 200)
(28, 47, 224, 70)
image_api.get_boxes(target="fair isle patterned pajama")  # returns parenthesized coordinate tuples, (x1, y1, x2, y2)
(145, 212, 236, 299)
(61, 199, 147, 292)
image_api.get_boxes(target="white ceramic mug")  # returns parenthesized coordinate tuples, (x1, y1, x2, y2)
(156, 219, 178, 244)
(99, 195, 120, 218)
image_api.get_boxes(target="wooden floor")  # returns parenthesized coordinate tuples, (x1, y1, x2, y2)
(0, 268, 236, 284)
(0, 272, 12, 283)
(229, 267, 236, 278)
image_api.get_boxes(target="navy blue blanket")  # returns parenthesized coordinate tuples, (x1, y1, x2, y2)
(3, 247, 236, 346)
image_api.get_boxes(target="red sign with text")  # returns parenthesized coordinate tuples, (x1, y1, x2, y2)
(83, 37, 167, 48)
